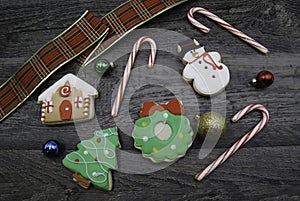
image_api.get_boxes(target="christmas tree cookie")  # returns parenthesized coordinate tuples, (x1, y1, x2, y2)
(132, 109, 193, 163)
(62, 127, 120, 191)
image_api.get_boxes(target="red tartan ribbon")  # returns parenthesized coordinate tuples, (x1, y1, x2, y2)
(0, 11, 107, 121)
(0, 0, 187, 122)
(79, 0, 189, 63)
(0, 11, 108, 121)
(140, 99, 184, 117)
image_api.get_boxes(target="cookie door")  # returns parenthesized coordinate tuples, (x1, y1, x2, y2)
(59, 100, 72, 121)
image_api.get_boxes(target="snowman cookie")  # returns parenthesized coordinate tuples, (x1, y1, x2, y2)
(132, 101, 193, 163)
(38, 74, 98, 124)
(177, 39, 230, 96)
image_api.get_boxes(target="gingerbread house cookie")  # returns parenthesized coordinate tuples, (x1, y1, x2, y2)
(38, 74, 98, 125)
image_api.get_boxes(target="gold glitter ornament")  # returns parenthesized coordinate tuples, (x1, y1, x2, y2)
(196, 111, 226, 138)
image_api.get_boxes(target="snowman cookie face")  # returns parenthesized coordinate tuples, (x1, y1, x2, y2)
(178, 41, 230, 96)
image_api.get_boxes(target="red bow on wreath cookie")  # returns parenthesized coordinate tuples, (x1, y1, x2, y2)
(140, 99, 184, 117)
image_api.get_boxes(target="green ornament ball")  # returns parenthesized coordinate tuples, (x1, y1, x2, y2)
(196, 111, 226, 139)
(95, 59, 113, 73)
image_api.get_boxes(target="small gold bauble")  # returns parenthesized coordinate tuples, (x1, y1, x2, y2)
(196, 111, 226, 139)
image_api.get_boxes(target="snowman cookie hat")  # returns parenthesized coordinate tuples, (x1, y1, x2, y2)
(177, 39, 203, 60)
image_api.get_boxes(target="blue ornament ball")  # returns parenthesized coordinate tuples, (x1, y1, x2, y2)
(42, 140, 61, 157)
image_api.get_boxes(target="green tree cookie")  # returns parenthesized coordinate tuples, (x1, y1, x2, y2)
(62, 127, 120, 191)
(132, 110, 193, 162)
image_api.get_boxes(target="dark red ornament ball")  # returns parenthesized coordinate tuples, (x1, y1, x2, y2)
(250, 70, 274, 88)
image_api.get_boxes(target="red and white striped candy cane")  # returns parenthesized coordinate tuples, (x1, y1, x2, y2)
(188, 7, 269, 54)
(195, 104, 269, 181)
(111, 36, 157, 117)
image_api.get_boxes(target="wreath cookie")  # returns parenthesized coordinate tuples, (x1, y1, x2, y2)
(132, 110, 193, 163)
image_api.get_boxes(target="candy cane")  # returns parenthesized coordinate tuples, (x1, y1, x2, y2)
(188, 7, 269, 54)
(195, 104, 269, 181)
(111, 36, 157, 117)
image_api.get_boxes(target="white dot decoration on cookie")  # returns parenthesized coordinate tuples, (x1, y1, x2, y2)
(171, 145, 176, 150)
(65, 107, 69, 111)
(143, 136, 149, 142)
(104, 150, 109, 155)
(163, 113, 168, 119)
(84, 150, 88, 155)
(92, 172, 98, 177)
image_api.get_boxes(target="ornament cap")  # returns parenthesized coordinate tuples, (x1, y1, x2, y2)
(248, 78, 257, 86)
(110, 62, 115, 68)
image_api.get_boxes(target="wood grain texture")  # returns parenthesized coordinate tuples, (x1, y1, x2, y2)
(0, 0, 299, 200)
(0, 148, 299, 201)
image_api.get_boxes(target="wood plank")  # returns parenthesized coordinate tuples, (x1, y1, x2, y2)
(0, 147, 299, 200)
(0, 0, 299, 57)
(0, 0, 299, 200)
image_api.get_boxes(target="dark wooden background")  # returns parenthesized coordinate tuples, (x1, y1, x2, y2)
(0, 0, 299, 200)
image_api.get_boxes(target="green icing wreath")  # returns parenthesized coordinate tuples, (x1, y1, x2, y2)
(132, 110, 193, 162)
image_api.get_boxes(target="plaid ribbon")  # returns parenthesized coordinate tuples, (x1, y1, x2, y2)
(78, 0, 188, 64)
(0, 0, 187, 122)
